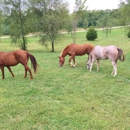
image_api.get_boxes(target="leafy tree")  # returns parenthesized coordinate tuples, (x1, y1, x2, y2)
(0, 10, 3, 40)
(76, 9, 122, 29)
(72, 0, 87, 43)
(119, 0, 130, 25)
(83, 17, 88, 30)
(29, 0, 70, 52)
(118, 0, 130, 38)
(1, 0, 30, 50)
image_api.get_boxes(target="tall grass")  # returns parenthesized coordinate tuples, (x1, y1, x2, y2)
(0, 28, 130, 130)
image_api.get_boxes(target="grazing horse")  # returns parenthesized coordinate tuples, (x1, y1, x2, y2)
(0, 50, 38, 79)
(87, 45, 125, 76)
(58, 43, 94, 67)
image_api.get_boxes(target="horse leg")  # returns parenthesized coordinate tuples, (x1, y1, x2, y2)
(89, 59, 95, 71)
(24, 68, 27, 78)
(90, 62, 93, 71)
(24, 64, 33, 79)
(0, 66, 5, 79)
(114, 67, 117, 76)
(7, 66, 14, 78)
(111, 61, 117, 76)
(96, 60, 100, 71)
(72, 57, 76, 67)
(68, 57, 72, 66)
(69, 55, 75, 67)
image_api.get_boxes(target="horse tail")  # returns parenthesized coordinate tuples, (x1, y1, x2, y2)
(117, 48, 125, 61)
(27, 52, 38, 74)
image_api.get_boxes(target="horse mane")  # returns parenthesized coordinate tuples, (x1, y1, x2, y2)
(63, 45, 70, 51)
(60, 44, 73, 57)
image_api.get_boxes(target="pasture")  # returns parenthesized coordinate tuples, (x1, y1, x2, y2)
(0, 28, 130, 130)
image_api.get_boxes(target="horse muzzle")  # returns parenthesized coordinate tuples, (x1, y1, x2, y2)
(60, 64, 63, 67)
(87, 64, 90, 70)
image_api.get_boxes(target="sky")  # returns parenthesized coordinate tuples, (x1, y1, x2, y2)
(67, 0, 121, 13)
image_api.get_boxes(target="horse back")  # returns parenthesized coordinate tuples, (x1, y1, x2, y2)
(13, 50, 29, 63)
(68, 43, 94, 55)
(91, 45, 122, 60)
(0, 50, 27, 66)
(89, 45, 111, 60)
(0, 51, 18, 66)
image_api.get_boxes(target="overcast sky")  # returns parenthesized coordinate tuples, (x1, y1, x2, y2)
(67, 0, 121, 13)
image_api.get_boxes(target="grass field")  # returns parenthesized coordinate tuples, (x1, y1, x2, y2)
(0, 28, 130, 130)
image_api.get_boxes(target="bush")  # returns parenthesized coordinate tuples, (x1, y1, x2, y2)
(86, 26, 97, 41)
(127, 30, 130, 38)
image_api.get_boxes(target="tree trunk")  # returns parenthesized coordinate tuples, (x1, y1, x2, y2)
(19, 0, 26, 50)
(73, 20, 76, 43)
(51, 40, 54, 52)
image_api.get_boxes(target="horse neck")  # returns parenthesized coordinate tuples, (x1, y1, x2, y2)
(88, 53, 92, 62)
(60, 50, 68, 58)
(87, 45, 94, 54)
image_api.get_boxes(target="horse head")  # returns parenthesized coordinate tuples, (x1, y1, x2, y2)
(58, 56, 65, 67)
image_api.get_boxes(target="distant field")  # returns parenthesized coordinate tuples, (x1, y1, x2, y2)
(0, 28, 130, 130)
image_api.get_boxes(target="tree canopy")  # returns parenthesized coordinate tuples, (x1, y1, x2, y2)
(0, 0, 130, 51)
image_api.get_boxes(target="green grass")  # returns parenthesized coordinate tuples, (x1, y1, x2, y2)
(0, 28, 130, 130)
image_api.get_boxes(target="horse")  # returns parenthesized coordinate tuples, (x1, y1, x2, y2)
(58, 43, 94, 67)
(87, 45, 125, 76)
(0, 50, 38, 79)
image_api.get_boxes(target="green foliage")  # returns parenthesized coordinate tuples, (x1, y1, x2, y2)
(127, 30, 130, 38)
(2, 24, 10, 35)
(83, 18, 88, 30)
(29, 0, 70, 52)
(86, 26, 97, 41)
(103, 27, 112, 37)
(119, 0, 130, 25)
(1, 0, 31, 50)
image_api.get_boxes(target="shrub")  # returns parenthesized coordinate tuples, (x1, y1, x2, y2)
(86, 26, 97, 41)
(127, 30, 130, 38)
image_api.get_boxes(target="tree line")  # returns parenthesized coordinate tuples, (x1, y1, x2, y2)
(0, 0, 130, 51)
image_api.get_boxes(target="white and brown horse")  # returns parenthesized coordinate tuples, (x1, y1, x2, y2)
(59, 43, 94, 67)
(87, 45, 125, 76)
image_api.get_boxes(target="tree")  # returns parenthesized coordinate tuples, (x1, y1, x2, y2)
(0, 10, 3, 40)
(1, 0, 30, 50)
(118, 0, 130, 38)
(72, 0, 87, 43)
(83, 17, 88, 30)
(119, 0, 130, 25)
(29, 0, 70, 52)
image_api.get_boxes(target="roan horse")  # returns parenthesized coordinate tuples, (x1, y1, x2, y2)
(87, 45, 125, 76)
(59, 43, 94, 67)
(0, 50, 38, 79)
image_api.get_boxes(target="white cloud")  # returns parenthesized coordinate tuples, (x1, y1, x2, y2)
(67, 0, 120, 13)
(86, 0, 120, 10)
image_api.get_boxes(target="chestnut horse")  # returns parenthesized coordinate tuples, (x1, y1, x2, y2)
(0, 50, 38, 79)
(87, 45, 125, 76)
(59, 43, 94, 67)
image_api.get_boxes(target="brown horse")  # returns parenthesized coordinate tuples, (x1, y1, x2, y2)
(59, 43, 94, 67)
(87, 45, 125, 76)
(0, 50, 38, 79)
